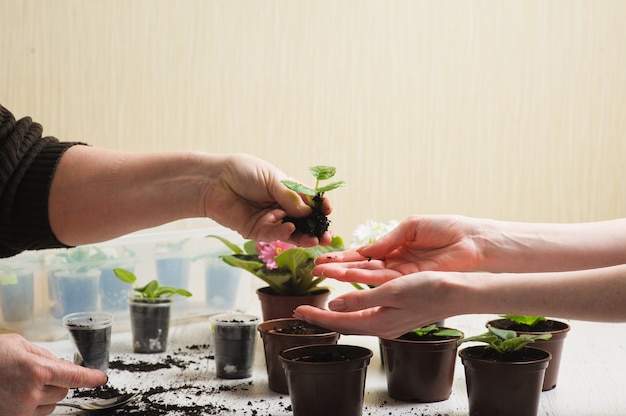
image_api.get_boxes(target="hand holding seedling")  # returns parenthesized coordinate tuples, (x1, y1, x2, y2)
(281, 166, 345, 240)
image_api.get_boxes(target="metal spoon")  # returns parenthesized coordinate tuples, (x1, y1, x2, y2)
(56, 392, 140, 411)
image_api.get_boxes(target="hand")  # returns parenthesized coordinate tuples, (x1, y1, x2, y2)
(294, 271, 460, 339)
(312, 214, 482, 286)
(0, 334, 107, 416)
(205, 153, 332, 246)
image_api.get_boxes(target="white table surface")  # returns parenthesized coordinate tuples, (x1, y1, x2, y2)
(40, 313, 626, 416)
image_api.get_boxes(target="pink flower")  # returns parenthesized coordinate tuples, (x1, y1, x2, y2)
(256, 241, 296, 270)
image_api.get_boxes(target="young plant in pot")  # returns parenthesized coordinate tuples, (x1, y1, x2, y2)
(207, 234, 345, 321)
(379, 324, 463, 403)
(458, 325, 552, 416)
(113, 268, 192, 353)
(488, 314, 570, 391)
(257, 318, 340, 394)
(280, 165, 346, 239)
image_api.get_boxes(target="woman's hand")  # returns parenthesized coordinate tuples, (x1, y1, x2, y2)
(0, 334, 107, 416)
(312, 214, 483, 286)
(294, 271, 465, 339)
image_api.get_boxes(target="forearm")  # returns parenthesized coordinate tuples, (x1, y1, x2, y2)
(477, 218, 626, 272)
(49, 146, 212, 245)
(450, 265, 626, 322)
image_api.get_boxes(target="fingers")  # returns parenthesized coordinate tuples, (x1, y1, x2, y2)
(45, 360, 108, 389)
(293, 305, 382, 336)
(315, 249, 367, 264)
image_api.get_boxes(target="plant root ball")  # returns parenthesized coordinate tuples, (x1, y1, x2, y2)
(282, 195, 329, 240)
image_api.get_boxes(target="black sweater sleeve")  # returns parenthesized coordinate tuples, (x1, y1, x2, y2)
(0, 104, 82, 258)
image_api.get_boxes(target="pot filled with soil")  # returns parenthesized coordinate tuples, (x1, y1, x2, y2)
(488, 316, 570, 391)
(258, 318, 340, 393)
(279, 344, 372, 416)
(210, 313, 260, 379)
(458, 326, 552, 416)
(129, 297, 172, 353)
(379, 325, 463, 402)
(63, 311, 113, 372)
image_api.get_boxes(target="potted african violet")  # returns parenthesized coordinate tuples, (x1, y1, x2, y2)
(379, 324, 463, 402)
(207, 235, 344, 321)
(488, 314, 570, 390)
(113, 267, 192, 353)
(458, 325, 552, 416)
(207, 165, 345, 320)
(257, 318, 340, 393)
(279, 344, 373, 416)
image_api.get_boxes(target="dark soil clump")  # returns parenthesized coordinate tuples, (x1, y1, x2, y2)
(282, 195, 329, 239)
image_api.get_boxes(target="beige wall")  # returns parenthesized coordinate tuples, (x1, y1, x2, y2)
(2, 0, 625, 241)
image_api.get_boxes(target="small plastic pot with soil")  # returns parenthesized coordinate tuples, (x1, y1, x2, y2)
(210, 313, 260, 379)
(63, 311, 113, 372)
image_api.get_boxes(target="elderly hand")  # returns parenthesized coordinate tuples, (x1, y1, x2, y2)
(205, 153, 332, 247)
(0, 333, 107, 416)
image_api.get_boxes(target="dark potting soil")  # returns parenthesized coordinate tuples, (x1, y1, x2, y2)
(398, 332, 459, 342)
(491, 318, 567, 333)
(273, 322, 330, 335)
(294, 349, 350, 362)
(464, 345, 549, 362)
(282, 194, 329, 239)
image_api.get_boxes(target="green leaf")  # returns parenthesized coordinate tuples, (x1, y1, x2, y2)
(316, 180, 346, 193)
(309, 166, 336, 181)
(220, 255, 264, 274)
(501, 314, 546, 326)
(275, 248, 313, 277)
(113, 267, 137, 284)
(243, 240, 259, 255)
(281, 180, 316, 196)
(206, 234, 243, 254)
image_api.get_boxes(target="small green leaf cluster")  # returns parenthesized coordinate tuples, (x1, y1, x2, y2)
(281, 166, 345, 208)
(410, 324, 463, 338)
(501, 314, 546, 327)
(458, 325, 551, 354)
(113, 268, 192, 299)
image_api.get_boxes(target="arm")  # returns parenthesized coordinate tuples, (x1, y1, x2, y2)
(295, 264, 626, 339)
(314, 215, 626, 285)
(49, 147, 329, 247)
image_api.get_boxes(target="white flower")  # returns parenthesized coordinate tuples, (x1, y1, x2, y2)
(350, 219, 399, 248)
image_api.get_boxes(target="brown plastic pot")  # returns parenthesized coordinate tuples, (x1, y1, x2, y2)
(460, 346, 551, 416)
(488, 318, 570, 390)
(379, 328, 462, 402)
(256, 287, 330, 321)
(258, 318, 340, 394)
(279, 344, 373, 416)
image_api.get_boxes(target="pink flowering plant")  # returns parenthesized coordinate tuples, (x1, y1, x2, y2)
(207, 234, 344, 296)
